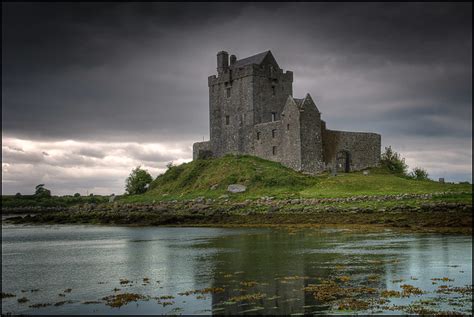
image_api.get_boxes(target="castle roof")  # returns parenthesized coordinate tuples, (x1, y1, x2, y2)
(288, 94, 320, 113)
(233, 50, 272, 68)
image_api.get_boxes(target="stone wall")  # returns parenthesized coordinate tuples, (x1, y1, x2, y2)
(253, 121, 283, 163)
(299, 97, 324, 174)
(192, 141, 211, 160)
(322, 128, 381, 171)
(208, 55, 293, 158)
(280, 99, 302, 171)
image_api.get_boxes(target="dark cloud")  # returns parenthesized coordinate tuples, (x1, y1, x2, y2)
(2, 2, 471, 141)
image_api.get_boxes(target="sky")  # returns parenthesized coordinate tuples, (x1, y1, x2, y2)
(2, 2, 472, 195)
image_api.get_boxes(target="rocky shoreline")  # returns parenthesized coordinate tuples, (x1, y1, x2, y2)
(2, 191, 471, 214)
(2, 192, 472, 233)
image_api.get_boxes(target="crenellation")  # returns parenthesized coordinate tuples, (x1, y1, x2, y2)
(195, 50, 381, 174)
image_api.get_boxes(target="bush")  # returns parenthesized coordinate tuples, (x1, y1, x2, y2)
(380, 146, 408, 176)
(34, 184, 51, 197)
(408, 167, 429, 180)
(125, 166, 153, 195)
(74, 193, 81, 197)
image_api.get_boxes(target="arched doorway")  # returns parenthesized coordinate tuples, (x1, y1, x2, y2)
(336, 150, 351, 173)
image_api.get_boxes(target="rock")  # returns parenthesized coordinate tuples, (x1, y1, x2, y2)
(194, 196, 205, 203)
(108, 195, 116, 203)
(227, 184, 247, 193)
(210, 184, 218, 190)
(362, 170, 370, 175)
(218, 194, 229, 199)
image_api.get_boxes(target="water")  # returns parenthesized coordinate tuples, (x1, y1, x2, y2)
(1, 224, 472, 315)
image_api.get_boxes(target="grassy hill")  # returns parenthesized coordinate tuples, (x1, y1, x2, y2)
(122, 155, 472, 203)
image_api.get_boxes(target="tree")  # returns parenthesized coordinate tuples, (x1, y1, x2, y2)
(125, 166, 153, 195)
(74, 193, 81, 197)
(409, 167, 429, 180)
(34, 184, 51, 197)
(380, 146, 408, 176)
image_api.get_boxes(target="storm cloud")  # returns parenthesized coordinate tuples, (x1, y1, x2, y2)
(2, 3, 472, 194)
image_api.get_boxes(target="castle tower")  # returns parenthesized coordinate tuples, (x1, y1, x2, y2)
(208, 50, 294, 157)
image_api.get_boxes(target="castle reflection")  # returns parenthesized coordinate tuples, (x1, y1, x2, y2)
(193, 228, 389, 314)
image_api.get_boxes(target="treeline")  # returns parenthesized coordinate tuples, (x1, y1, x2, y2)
(1, 194, 110, 209)
(2, 195, 109, 208)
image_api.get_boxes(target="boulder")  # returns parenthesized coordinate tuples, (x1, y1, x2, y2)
(227, 184, 247, 193)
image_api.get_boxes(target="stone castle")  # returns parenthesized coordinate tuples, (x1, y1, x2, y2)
(193, 50, 381, 173)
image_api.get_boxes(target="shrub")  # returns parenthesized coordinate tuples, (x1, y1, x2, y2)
(409, 167, 429, 180)
(34, 184, 51, 197)
(125, 166, 153, 195)
(380, 146, 408, 176)
(74, 193, 81, 197)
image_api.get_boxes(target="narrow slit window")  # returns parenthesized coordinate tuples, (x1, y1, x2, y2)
(256, 132, 260, 140)
(225, 115, 230, 125)
(226, 87, 231, 98)
(271, 112, 276, 122)
(287, 124, 290, 130)
(272, 86, 276, 96)
(272, 129, 276, 138)
(272, 146, 277, 155)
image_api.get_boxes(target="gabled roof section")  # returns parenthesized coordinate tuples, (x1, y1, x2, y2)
(233, 50, 279, 68)
(301, 93, 320, 113)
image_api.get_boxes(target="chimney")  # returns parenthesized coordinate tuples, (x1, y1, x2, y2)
(217, 51, 229, 73)
(229, 54, 237, 66)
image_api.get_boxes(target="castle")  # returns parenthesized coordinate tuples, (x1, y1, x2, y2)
(193, 50, 381, 174)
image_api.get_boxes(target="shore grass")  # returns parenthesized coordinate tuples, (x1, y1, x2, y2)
(120, 155, 471, 203)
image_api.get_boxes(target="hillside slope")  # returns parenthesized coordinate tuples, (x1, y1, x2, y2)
(123, 155, 471, 202)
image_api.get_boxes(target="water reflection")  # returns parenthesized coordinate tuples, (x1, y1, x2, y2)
(1, 224, 472, 315)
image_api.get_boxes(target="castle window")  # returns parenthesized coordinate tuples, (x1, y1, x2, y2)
(272, 86, 276, 96)
(272, 129, 276, 138)
(272, 146, 277, 155)
(271, 112, 276, 122)
(226, 87, 231, 98)
(225, 115, 230, 125)
(257, 132, 260, 140)
(287, 124, 290, 130)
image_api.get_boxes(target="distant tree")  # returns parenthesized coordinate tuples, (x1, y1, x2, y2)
(125, 166, 153, 195)
(74, 193, 81, 197)
(15, 192, 22, 197)
(409, 167, 429, 180)
(380, 146, 408, 176)
(34, 184, 51, 197)
(89, 193, 94, 196)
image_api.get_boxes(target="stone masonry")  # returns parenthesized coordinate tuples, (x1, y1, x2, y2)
(193, 50, 381, 174)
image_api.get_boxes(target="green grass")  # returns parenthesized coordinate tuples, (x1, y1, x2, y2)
(120, 155, 472, 203)
(300, 167, 471, 198)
